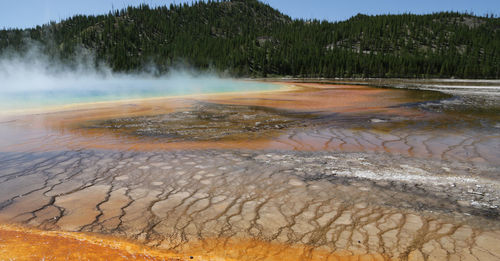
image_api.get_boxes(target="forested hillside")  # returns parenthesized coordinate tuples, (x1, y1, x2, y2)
(1, 0, 499, 78)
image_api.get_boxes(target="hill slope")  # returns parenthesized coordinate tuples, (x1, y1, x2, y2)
(1, 0, 499, 78)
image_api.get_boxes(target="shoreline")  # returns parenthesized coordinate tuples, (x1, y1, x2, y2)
(6, 77, 499, 119)
(258, 77, 500, 84)
(3, 77, 499, 119)
(0, 80, 296, 118)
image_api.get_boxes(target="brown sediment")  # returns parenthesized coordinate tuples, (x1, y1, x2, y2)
(169, 237, 392, 261)
(202, 83, 418, 113)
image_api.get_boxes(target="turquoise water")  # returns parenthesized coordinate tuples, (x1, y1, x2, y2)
(0, 76, 280, 112)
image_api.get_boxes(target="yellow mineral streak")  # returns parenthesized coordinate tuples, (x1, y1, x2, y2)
(0, 224, 391, 261)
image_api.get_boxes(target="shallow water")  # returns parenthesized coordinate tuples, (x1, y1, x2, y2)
(0, 81, 499, 260)
(2, 83, 498, 166)
(0, 76, 280, 112)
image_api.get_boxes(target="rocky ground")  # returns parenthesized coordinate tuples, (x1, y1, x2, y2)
(1, 149, 499, 260)
(82, 102, 311, 142)
(78, 99, 500, 167)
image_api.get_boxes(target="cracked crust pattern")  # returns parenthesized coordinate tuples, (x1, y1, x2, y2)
(1, 150, 499, 260)
(0, 83, 499, 260)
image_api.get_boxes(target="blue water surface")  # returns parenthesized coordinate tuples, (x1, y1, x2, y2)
(0, 75, 280, 112)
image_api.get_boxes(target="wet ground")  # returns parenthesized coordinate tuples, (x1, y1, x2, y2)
(0, 81, 499, 260)
(0, 149, 499, 260)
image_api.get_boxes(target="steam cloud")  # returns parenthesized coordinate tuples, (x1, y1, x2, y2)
(0, 46, 274, 112)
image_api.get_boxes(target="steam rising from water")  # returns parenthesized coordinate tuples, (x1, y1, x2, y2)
(0, 49, 277, 113)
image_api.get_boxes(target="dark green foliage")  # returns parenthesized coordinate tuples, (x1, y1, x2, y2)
(1, 0, 499, 78)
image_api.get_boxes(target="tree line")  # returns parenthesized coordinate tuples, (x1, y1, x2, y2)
(1, 0, 499, 78)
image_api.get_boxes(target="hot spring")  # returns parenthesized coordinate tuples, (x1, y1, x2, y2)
(0, 72, 280, 113)
(0, 76, 499, 260)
